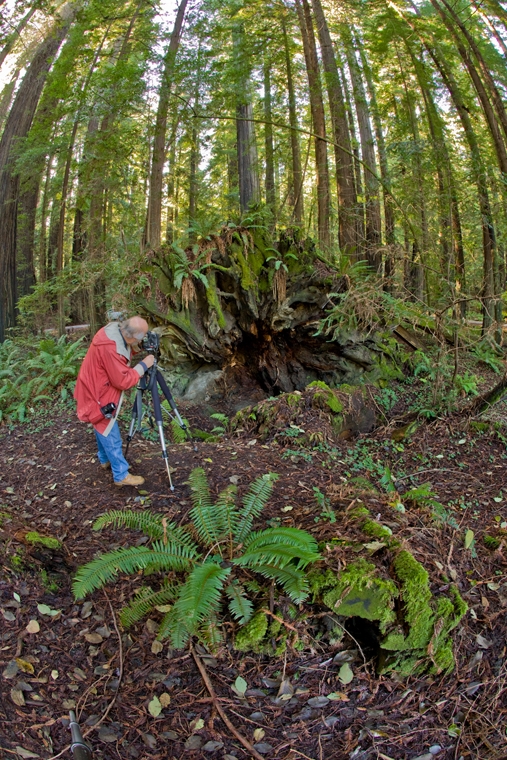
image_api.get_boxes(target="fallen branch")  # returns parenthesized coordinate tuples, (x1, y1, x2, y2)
(190, 641, 265, 760)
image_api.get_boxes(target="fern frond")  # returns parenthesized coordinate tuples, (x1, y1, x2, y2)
(234, 473, 279, 543)
(93, 509, 196, 548)
(214, 484, 238, 544)
(254, 563, 310, 603)
(157, 607, 190, 648)
(73, 544, 196, 599)
(244, 527, 319, 559)
(188, 467, 223, 547)
(235, 541, 320, 570)
(226, 583, 254, 624)
(198, 614, 223, 650)
(120, 583, 178, 628)
(170, 561, 230, 637)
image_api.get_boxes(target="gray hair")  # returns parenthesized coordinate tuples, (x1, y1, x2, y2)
(120, 319, 145, 340)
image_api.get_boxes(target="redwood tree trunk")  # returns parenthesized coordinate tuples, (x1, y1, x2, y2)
(145, 0, 188, 249)
(282, 16, 304, 226)
(312, 0, 357, 258)
(296, 0, 330, 250)
(0, 17, 71, 342)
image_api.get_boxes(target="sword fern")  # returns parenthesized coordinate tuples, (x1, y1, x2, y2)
(73, 467, 320, 648)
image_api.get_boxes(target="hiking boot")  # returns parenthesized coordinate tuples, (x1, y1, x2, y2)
(100, 462, 111, 470)
(115, 473, 145, 487)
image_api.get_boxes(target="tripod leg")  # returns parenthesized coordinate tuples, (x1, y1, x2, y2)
(150, 384, 174, 491)
(156, 370, 197, 450)
(125, 389, 143, 457)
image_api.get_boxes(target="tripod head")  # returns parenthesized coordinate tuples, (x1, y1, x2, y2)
(140, 330, 160, 355)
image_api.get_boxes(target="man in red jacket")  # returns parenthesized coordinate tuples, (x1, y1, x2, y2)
(74, 316, 155, 487)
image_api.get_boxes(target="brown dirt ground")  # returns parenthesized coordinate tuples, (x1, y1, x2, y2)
(1, 394, 507, 760)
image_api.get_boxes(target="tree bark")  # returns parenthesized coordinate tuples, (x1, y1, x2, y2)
(282, 16, 304, 226)
(356, 35, 396, 284)
(233, 22, 261, 212)
(429, 0, 507, 178)
(264, 58, 276, 215)
(145, 0, 189, 249)
(312, 0, 357, 258)
(295, 0, 330, 251)
(0, 16, 71, 342)
(344, 26, 382, 272)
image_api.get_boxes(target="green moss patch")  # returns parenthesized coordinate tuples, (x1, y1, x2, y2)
(24, 531, 62, 550)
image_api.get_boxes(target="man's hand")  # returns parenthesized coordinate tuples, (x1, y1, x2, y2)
(143, 354, 155, 368)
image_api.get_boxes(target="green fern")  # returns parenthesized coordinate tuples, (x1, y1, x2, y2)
(235, 472, 279, 542)
(226, 583, 254, 624)
(72, 543, 196, 599)
(188, 467, 224, 547)
(120, 583, 178, 628)
(74, 466, 320, 649)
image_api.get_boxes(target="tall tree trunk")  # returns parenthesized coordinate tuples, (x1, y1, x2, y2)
(356, 36, 396, 284)
(0, 15, 72, 342)
(312, 0, 357, 258)
(282, 16, 304, 226)
(233, 22, 260, 212)
(429, 0, 507, 178)
(0, 72, 19, 133)
(145, 0, 188, 249)
(338, 61, 365, 259)
(402, 3, 497, 331)
(344, 25, 382, 272)
(264, 57, 276, 215)
(165, 115, 180, 244)
(295, 0, 330, 250)
(0, 7, 36, 69)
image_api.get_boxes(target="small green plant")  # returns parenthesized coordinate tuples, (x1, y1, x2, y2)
(313, 486, 336, 523)
(73, 468, 320, 649)
(454, 372, 479, 396)
(209, 412, 229, 435)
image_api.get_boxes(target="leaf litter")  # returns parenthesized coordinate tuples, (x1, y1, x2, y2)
(0, 404, 506, 759)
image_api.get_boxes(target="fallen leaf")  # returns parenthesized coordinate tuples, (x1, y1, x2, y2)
(189, 717, 204, 732)
(148, 695, 162, 717)
(253, 728, 265, 741)
(327, 691, 349, 701)
(51, 670, 59, 680)
(15, 659, 34, 675)
(62, 699, 76, 709)
(14, 748, 39, 758)
(159, 692, 171, 707)
(3, 661, 19, 679)
(11, 688, 25, 706)
(2, 609, 16, 622)
(476, 634, 492, 649)
(84, 633, 103, 644)
(151, 640, 164, 655)
(13, 592, 21, 603)
(26, 620, 40, 634)
(232, 675, 248, 698)
(338, 662, 354, 685)
(464, 529, 475, 549)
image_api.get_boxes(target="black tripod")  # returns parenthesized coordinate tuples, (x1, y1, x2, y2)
(124, 358, 195, 490)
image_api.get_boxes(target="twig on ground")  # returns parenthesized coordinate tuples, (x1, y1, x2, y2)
(190, 641, 265, 760)
(260, 608, 299, 638)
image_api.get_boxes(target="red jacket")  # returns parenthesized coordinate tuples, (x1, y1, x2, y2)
(74, 323, 143, 434)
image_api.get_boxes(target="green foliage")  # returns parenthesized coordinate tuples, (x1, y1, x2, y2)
(24, 532, 61, 550)
(73, 467, 320, 648)
(0, 336, 85, 423)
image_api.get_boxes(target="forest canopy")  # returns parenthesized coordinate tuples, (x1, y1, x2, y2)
(1, 0, 507, 342)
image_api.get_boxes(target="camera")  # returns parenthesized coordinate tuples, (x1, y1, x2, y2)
(141, 331, 160, 353)
(100, 402, 117, 419)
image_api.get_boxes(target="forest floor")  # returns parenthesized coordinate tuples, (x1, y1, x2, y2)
(1, 377, 507, 760)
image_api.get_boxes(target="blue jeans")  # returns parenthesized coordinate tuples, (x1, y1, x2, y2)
(94, 422, 129, 483)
